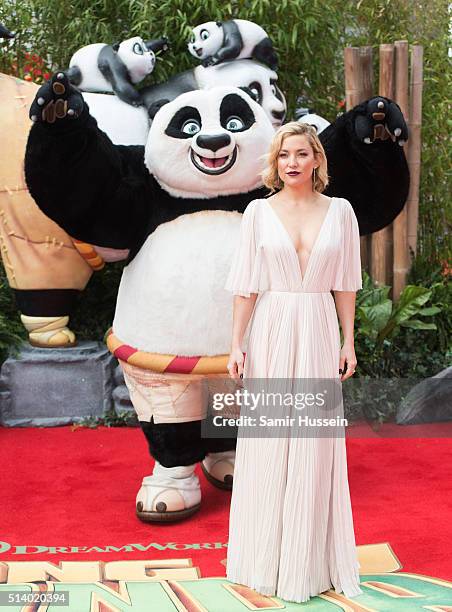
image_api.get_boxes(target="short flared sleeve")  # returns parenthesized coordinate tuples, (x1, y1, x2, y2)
(332, 198, 363, 291)
(225, 199, 264, 297)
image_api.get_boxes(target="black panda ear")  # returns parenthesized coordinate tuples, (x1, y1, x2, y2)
(216, 21, 223, 27)
(239, 86, 259, 102)
(147, 98, 170, 120)
(111, 42, 120, 52)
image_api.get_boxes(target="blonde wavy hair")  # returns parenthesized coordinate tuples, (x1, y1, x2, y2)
(261, 121, 329, 193)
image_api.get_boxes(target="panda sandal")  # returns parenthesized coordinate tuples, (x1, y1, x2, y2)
(135, 469, 202, 523)
(201, 450, 235, 491)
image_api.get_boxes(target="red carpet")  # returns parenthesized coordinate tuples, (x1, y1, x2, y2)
(0, 422, 451, 582)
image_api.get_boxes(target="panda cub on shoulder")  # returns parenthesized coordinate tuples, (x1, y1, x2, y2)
(67, 36, 169, 107)
(188, 19, 278, 70)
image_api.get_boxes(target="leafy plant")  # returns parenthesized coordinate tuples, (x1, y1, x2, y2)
(354, 271, 450, 379)
(0, 268, 27, 364)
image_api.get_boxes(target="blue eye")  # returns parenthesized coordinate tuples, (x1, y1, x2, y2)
(226, 116, 244, 131)
(133, 42, 144, 55)
(182, 120, 201, 135)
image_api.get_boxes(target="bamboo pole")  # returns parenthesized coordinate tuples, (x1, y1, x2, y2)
(371, 44, 394, 288)
(406, 45, 423, 259)
(359, 47, 374, 276)
(344, 47, 363, 108)
(344, 47, 373, 271)
(393, 40, 410, 299)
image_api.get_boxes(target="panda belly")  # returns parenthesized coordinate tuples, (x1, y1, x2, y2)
(113, 210, 242, 356)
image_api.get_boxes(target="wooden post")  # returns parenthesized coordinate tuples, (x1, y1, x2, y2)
(407, 45, 424, 259)
(344, 47, 373, 272)
(359, 47, 374, 276)
(372, 44, 394, 289)
(393, 40, 410, 299)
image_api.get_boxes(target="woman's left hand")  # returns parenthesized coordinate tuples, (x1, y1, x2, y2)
(339, 341, 357, 381)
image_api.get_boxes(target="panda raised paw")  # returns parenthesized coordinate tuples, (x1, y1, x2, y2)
(353, 96, 409, 146)
(29, 72, 85, 125)
(201, 55, 219, 68)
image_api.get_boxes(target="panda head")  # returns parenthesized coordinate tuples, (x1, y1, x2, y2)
(195, 60, 286, 129)
(116, 36, 156, 84)
(145, 87, 275, 199)
(188, 21, 223, 61)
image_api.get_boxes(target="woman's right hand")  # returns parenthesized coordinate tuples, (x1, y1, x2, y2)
(227, 348, 245, 380)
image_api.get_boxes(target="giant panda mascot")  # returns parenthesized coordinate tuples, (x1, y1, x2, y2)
(25, 72, 408, 522)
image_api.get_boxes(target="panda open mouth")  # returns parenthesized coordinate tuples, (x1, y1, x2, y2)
(190, 147, 237, 175)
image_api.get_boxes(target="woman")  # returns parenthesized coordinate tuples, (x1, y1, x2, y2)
(224, 122, 363, 603)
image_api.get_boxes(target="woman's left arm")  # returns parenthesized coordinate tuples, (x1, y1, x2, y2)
(333, 290, 357, 381)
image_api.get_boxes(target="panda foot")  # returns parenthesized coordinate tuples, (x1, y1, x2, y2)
(136, 462, 201, 523)
(21, 315, 77, 348)
(201, 450, 235, 490)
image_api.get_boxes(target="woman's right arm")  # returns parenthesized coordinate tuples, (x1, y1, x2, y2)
(228, 293, 258, 380)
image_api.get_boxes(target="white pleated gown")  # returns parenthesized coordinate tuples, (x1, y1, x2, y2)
(224, 197, 364, 603)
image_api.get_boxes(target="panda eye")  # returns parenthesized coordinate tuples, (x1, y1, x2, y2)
(247, 81, 262, 104)
(182, 119, 201, 135)
(225, 116, 244, 132)
(190, 33, 196, 44)
(133, 42, 144, 55)
(270, 84, 277, 96)
(200, 29, 210, 41)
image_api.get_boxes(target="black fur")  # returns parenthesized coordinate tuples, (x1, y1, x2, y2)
(65, 65, 82, 86)
(97, 44, 143, 107)
(202, 20, 243, 66)
(140, 418, 236, 467)
(320, 97, 410, 235)
(0, 23, 14, 39)
(252, 36, 278, 71)
(140, 69, 198, 118)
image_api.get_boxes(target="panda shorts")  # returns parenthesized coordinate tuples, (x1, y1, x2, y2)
(120, 360, 240, 424)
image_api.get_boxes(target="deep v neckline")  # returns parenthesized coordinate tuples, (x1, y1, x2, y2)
(265, 196, 335, 283)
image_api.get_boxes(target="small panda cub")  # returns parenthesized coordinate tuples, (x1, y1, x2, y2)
(188, 19, 278, 70)
(67, 36, 168, 107)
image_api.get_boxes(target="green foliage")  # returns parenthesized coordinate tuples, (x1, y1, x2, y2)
(354, 271, 451, 379)
(70, 261, 124, 341)
(73, 409, 138, 429)
(0, 267, 27, 363)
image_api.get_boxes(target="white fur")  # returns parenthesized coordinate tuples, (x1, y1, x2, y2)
(297, 112, 331, 135)
(188, 19, 268, 62)
(83, 92, 149, 145)
(117, 37, 155, 84)
(194, 60, 286, 128)
(145, 86, 274, 199)
(69, 37, 155, 93)
(113, 211, 243, 355)
(69, 43, 111, 93)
